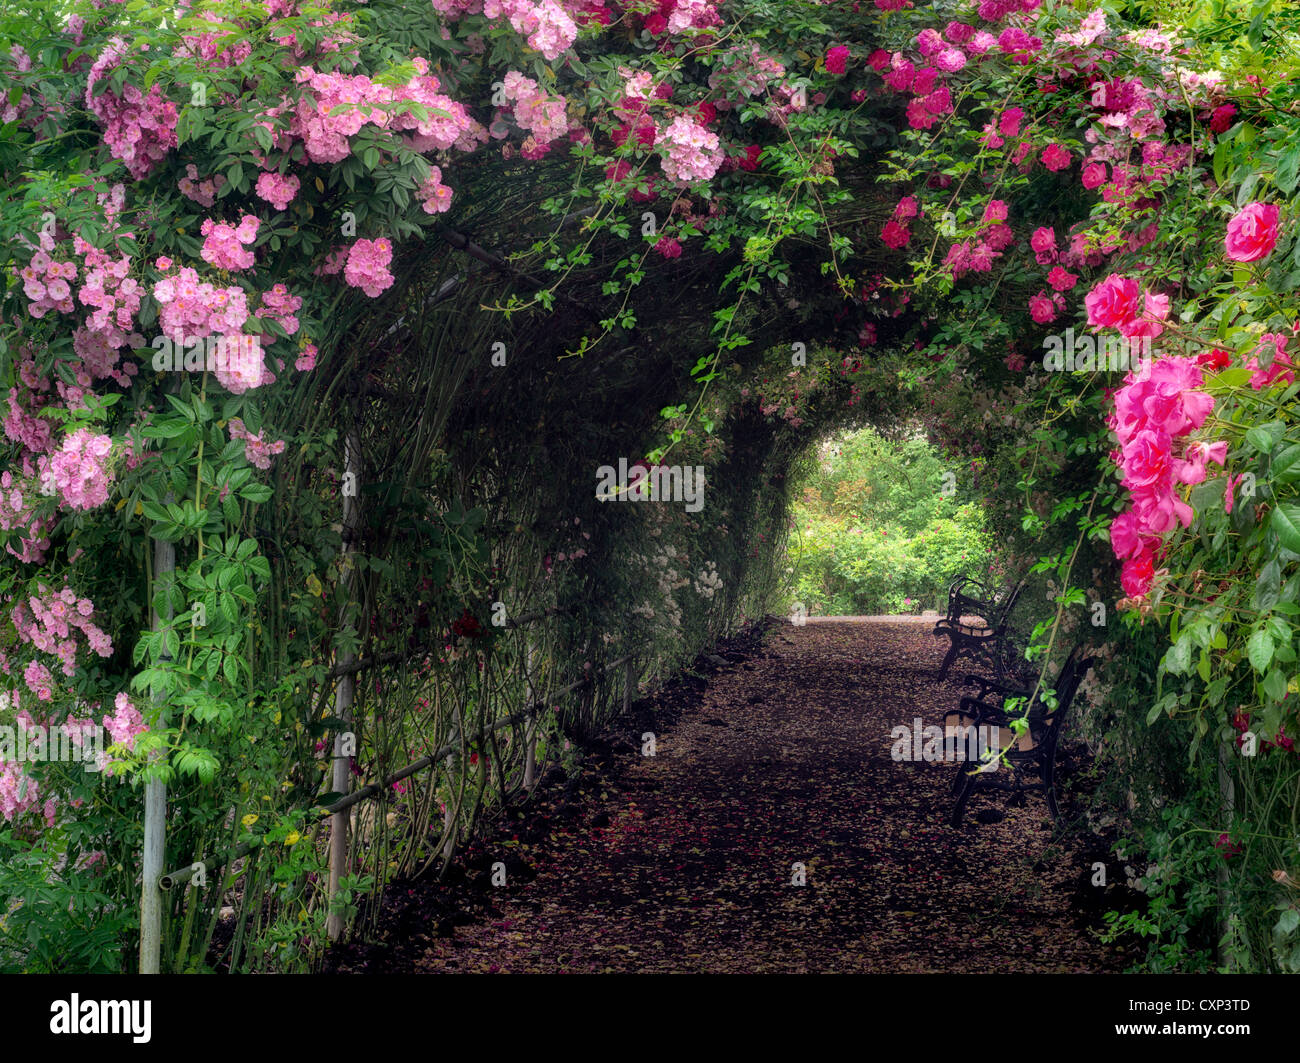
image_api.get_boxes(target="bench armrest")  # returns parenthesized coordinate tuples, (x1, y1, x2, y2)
(964, 673, 1030, 696)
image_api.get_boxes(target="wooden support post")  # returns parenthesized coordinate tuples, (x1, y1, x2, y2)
(442, 751, 457, 862)
(1217, 735, 1236, 970)
(523, 640, 538, 792)
(140, 532, 174, 974)
(326, 429, 361, 942)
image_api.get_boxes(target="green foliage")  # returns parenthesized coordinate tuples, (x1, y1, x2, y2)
(787, 428, 993, 615)
(0, 832, 132, 973)
(2, 0, 1299, 978)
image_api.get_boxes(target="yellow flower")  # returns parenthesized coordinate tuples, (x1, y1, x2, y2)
(284, 830, 301, 846)
(242, 814, 258, 827)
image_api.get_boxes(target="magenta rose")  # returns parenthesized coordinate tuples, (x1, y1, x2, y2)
(1028, 291, 1057, 324)
(881, 220, 910, 249)
(1120, 552, 1155, 598)
(1120, 428, 1173, 493)
(1224, 202, 1281, 262)
(1081, 162, 1107, 189)
(1085, 273, 1141, 330)
(1109, 509, 1149, 561)
(826, 45, 850, 75)
(1030, 226, 1056, 254)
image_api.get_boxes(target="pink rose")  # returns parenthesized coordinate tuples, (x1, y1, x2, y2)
(1120, 552, 1155, 598)
(1047, 266, 1078, 292)
(1085, 274, 1141, 330)
(1176, 440, 1228, 485)
(1081, 162, 1107, 189)
(1224, 202, 1280, 262)
(1041, 143, 1072, 171)
(1030, 227, 1056, 254)
(881, 220, 910, 249)
(1120, 291, 1171, 341)
(825, 45, 850, 75)
(1109, 510, 1154, 561)
(1224, 473, 1244, 514)
(1121, 429, 1172, 494)
(998, 107, 1024, 136)
(1028, 291, 1057, 323)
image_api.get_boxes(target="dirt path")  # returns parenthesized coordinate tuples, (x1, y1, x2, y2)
(328, 619, 1132, 973)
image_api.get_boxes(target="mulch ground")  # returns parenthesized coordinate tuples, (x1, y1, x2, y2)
(325, 618, 1136, 973)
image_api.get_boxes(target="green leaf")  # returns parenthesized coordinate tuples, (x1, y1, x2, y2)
(1263, 667, 1287, 702)
(1273, 443, 1300, 483)
(1248, 628, 1274, 673)
(1165, 634, 1193, 675)
(1246, 426, 1277, 454)
(1278, 147, 1300, 195)
(142, 420, 193, 440)
(1271, 504, 1300, 553)
(1256, 559, 1282, 611)
(164, 393, 195, 421)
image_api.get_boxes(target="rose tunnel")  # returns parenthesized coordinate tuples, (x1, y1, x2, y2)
(1, 0, 1298, 973)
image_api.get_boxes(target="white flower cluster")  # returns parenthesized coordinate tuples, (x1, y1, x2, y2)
(693, 560, 722, 599)
(628, 543, 691, 630)
(1124, 862, 1159, 893)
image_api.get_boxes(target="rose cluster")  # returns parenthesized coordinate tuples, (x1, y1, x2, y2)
(343, 237, 396, 298)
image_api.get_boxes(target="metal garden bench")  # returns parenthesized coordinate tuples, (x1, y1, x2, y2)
(932, 575, 1025, 681)
(943, 642, 1096, 828)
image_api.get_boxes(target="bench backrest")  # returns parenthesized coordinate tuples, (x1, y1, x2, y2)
(944, 572, 1023, 626)
(991, 623, 1033, 683)
(990, 579, 1025, 635)
(1029, 643, 1096, 753)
